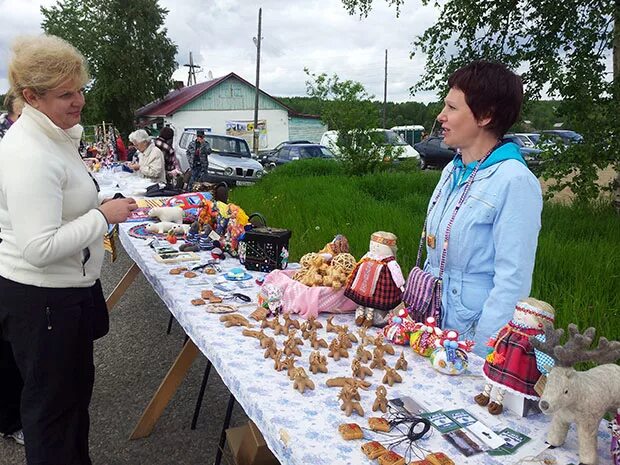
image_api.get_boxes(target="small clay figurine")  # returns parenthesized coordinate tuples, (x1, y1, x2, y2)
(263, 338, 278, 359)
(283, 338, 302, 357)
(307, 316, 323, 330)
(475, 298, 555, 415)
(374, 333, 395, 355)
(283, 314, 301, 330)
(358, 327, 374, 346)
(395, 351, 408, 371)
(292, 367, 315, 394)
(260, 336, 275, 350)
(344, 231, 405, 328)
(338, 331, 353, 349)
(326, 377, 371, 390)
(328, 338, 349, 361)
(284, 357, 297, 379)
(373, 385, 388, 413)
(242, 329, 266, 340)
(286, 329, 304, 346)
(300, 322, 312, 340)
(309, 351, 328, 374)
(261, 317, 278, 331)
(351, 358, 373, 380)
(356, 344, 372, 364)
(370, 347, 387, 370)
(219, 314, 252, 328)
(273, 317, 288, 336)
(382, 367, 403, 386)
(310, 331, 328, 350)
(339, 385, 364, 417)
(273, 349, 286, 371)
(327, 316, 342, 333)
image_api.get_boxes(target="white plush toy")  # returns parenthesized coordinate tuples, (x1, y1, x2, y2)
(146, 222, 189, 235)
(148, 206, 184, 224)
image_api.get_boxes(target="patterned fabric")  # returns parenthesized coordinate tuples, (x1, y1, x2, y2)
(482, 322, 543, 399)
(611, 411, 620, 465)
(344, 257, 402, 311)
(115, 222, 613, 465)
(402, 266, 442, 325)
(154, 137, 179, 172)
(186, 140, 211, 182)
(0, 113, 14, 141)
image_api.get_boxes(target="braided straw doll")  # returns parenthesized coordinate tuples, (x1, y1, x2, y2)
(474, 297, 555, 415)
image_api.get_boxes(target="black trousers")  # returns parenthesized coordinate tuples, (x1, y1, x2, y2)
(0, 276, 109, 465)
(0, 340, 23, 435)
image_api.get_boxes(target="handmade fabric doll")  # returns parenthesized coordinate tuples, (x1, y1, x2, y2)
(383, 306, 417, 345)
(344, 232, 404, 328)
(409, 316, 443, 356)
(429, 329, 474, 375)
(474, 297, 555, 415)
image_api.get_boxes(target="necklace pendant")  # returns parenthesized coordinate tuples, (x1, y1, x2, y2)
(427, 234, 436, 249)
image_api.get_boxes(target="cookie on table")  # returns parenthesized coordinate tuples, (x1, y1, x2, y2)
(361, 441, 387, 460)
(338, 423, 363, 440)
(368, 417, 390, 432)
(377, 450, 405, 465)
(425, 452, 454, 465)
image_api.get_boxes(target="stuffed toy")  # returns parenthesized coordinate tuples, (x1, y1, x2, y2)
(475, 297, 555, 415)
(409, 316, 443, 357)
(429, 329, 473, 376)
(383, 306, 417, 345)
(148, 206, 184, 224)
(344, 231, 404, 328)
(530, 323, 620, 465)
(145, 221, 189, 235)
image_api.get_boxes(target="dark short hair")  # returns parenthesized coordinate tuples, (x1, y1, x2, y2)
(159, 127, 173, 141)
(196, 130, 205, 137)
(448, 60, 523, 138)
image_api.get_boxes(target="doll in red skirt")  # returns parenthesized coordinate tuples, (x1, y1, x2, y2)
(345, 231, 404, 328)
(474, 297, 555, 414)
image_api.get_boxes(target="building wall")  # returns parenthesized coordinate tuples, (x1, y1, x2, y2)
(288, 117, 327, 143)
(165, 108, 289, 150)
(183, 77, 283, 111)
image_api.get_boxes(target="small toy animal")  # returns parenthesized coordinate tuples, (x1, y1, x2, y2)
(370, 347, 386, 370)
(219, 314, 252, 328)
(328, 339, 349, 361)
(339, 385, 364, 417)
(382, 367, 403, 386)
(310, 331, 328, 350)
(395, 351, 408, 371)
(373, 385, 388, 413)
(309, 351, 328, 374)
(356, 344, 372, 364)
(292, 367, 315, 394)
(531, 323, 620, 465)
(148, 206, 184, 224)
(351, 358, 373, 380)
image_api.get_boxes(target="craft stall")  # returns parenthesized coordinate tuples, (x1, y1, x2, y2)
(98, 171, 618, 465)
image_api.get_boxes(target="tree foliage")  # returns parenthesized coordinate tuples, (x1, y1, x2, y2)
(41, 0, 177, 136)
(305, 69, 401, 175)
(341, 0, 619, 202)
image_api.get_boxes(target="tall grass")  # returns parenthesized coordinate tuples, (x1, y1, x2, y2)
(231, 160, 620, 341)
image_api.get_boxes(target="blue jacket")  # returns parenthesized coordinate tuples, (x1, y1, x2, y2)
(423, 142, 542, 357)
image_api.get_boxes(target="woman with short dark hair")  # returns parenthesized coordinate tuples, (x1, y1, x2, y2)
(417, 60, 542, 356)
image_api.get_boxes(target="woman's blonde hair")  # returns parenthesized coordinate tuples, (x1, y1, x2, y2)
(128, 129, 151, 145)
(8, 34, 89, 104)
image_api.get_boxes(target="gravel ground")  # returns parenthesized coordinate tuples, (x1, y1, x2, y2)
(0, 247, 248, 465)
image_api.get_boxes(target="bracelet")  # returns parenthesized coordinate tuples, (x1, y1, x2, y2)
(95, 207, 109, 225)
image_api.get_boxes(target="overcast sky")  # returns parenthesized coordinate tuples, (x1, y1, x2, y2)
(0, 0, 443, 103)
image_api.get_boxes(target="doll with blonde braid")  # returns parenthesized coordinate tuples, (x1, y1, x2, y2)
(474, 297, 555, 415)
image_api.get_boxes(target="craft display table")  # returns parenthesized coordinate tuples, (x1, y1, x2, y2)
(112, 223, 614, 465)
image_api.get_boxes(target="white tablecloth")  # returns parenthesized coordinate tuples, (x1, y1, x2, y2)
(117, 224, 613, 465)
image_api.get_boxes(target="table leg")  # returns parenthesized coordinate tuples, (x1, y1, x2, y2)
(214, 393, 235, 465)
(129, 338, 200, 440)
(106, 262, 141, 312)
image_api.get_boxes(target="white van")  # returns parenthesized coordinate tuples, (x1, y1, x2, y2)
(320, 129, 419, 160)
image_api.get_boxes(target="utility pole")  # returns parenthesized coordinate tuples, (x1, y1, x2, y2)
(252, 8, 263, 156)
(382, 49, 388, 129)
(184, 51, 201, 86)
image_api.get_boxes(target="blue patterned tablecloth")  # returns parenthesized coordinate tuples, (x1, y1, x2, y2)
(119, 224, 613, 465)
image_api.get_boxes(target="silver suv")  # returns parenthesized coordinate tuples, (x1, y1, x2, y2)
(176, 129, 264, 186)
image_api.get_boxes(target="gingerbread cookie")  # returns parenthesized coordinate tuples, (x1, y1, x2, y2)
(378, 450, 405, 465)
(183, 271, 198, 278)
(338, 423, 363, 440)
(368, 417, 390, 432)
(169, 267, 187, 275)
(191, 298, 206, 306)
(361, 441, 387, 460)
(425, 452, 454, 465)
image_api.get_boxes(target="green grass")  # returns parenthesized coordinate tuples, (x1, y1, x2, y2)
(231, 159, 620, 342)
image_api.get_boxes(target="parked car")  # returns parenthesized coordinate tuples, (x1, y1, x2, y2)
(320, 129, 420, 160)
(261, 143, 335, 169)
(176, 129, 264, 186)
(258, 139, 312, 165)
(502, 134, 543, 167)
(513, 133, 540, 147)
(414, 135, 455, 169)
(539, 130, 583, 145)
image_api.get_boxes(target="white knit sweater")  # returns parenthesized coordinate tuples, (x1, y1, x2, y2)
(0, 105, 108, 288)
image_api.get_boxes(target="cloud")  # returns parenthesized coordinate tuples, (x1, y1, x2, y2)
(1, 0, 440, 103)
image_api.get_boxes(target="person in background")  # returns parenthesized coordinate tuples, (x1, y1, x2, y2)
(0, 92, 24, 142)
(185, 129, 211, 186)
(127, 129, 166, 183)
(154, 126, 182, 187)
(0, 34, 137, 464)
(420, 60, 542, 357)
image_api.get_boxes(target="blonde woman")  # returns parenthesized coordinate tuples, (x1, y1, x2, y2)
(0, 35, 136, 464)
(127, 128, 166, 183)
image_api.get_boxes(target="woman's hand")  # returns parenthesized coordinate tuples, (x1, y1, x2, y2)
(127, 162, 140, 171)
(98, 198, 138, 224)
